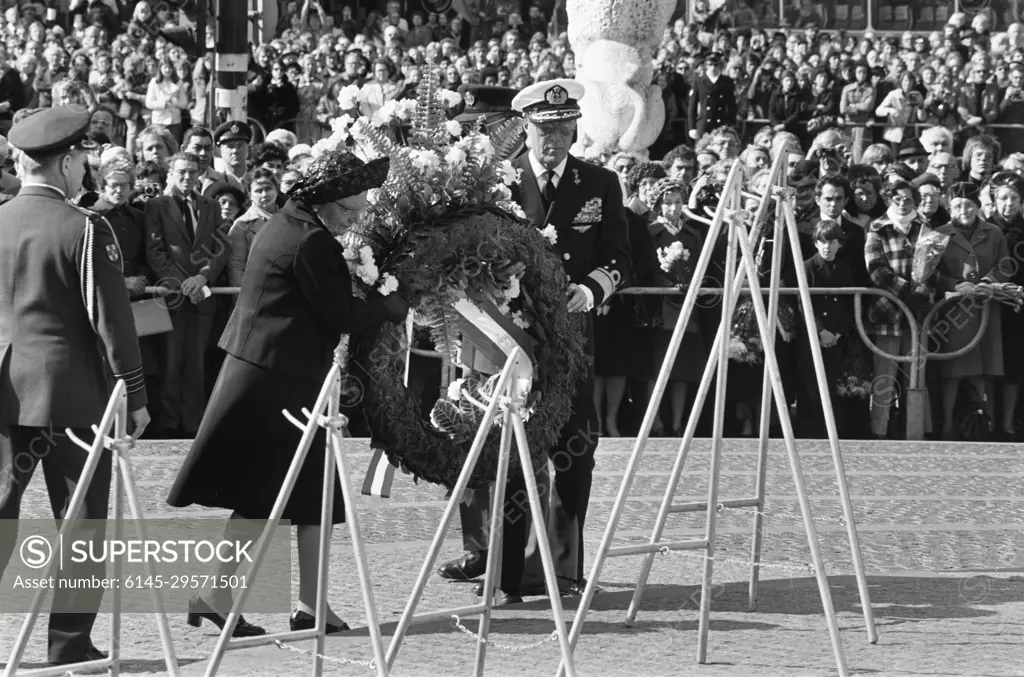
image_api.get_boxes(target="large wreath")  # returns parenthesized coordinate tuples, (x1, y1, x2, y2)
(328, 70, 589, 489)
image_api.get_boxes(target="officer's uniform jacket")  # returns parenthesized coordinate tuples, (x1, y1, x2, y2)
(0, 185, 146, 426)
(688, 73, 738, 136)
(512, 152, 631, 309)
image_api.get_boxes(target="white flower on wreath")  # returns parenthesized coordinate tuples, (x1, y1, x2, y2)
(437, 89, 463, 107)
(445, 120, 463, 137)
(503, 201, 527, 219)
(446, 378, 465, 401)
(312, 128, 348, 158)
(330, 114, 355, 133)
(338, 84, 365, 110)
(446, 146, 468, 166)
(506, 274, 521, 301)
(499, 160, 518, 186)
(492, 184, 512, 201)
(410, 148, 441, 172)
(370, 100, 400, 127)
(540, 224, 558, 246)
(378, 272, 399, 296)
(394, 99, 417, 120)
(345, 245, 380, 286)
(511, 310, 530, 329)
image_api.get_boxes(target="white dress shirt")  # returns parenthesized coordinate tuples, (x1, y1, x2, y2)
(526, 152, 594, 312)
(529, 152, 568, 195)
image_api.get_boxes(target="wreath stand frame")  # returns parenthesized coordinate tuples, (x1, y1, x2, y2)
(556, 158, 878, 677)
(201, 354, 389, 677)
(3, 380, 180, 677)
(383, 346, 577, 677)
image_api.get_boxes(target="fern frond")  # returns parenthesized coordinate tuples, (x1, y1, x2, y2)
(490, 118, 526, 161)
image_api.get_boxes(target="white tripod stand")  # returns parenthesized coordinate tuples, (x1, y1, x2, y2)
(383, 347, 578, 677)
(201, 356, 389, 677)
(557, 159, 876, 677)
(3, 380, 179, 677)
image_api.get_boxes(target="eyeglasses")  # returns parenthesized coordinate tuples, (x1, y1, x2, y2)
(890, 195, 914, 205)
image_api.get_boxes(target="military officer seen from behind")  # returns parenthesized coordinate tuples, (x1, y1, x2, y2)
(0, 104, 149, 666)
(688, 52, 738, 141)
(484, 79, 629, 604)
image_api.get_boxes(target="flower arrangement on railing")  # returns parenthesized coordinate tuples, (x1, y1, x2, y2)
(328, 68, 587, 490)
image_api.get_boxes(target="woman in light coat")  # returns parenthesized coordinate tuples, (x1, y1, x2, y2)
(227, 168, 280, 287)
(145, 56, 188, 143)
(875, 70, 925, 154)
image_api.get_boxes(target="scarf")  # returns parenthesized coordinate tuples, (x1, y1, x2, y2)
(886, 204, 917, 235)
(250, 202, 275, 222)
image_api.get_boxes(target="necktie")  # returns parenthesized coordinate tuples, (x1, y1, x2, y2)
(541, 169, 557, 208)
(180, 197, 196, 239)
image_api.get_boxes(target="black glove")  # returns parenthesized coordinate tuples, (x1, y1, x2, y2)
(382, 294, 410, 323)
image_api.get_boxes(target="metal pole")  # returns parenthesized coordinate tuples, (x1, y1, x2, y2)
(215, 0, 248, 125)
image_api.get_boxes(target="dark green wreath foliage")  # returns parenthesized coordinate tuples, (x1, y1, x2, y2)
(348, 206, 589, 489)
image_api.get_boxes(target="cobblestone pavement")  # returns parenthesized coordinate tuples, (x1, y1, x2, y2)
(1, 438, 1022, 676)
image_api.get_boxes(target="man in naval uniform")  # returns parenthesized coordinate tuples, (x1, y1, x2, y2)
(0, 104, 150, 666)
(687, 51, 738, 141)
(489, 78, 630, 604)
(436, 83, 525, 584)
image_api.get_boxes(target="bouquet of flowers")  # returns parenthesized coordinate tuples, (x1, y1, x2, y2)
(836, 373, 872, 398)
(657, 241, 691, 274)
(911, 228, 951, 291)
(946, 281, 1024, 313)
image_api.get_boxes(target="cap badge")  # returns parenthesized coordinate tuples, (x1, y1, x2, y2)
(231, 124, 240, 134)
(464, 91, 476, 107)
(545, 85, 568, 105)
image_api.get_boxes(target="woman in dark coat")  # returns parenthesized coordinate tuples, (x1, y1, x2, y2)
(933, 182, 1009, 439)
(167, 150, 406, 635)
(987, 172, 1024, 438)
(647, 178, 707, 435)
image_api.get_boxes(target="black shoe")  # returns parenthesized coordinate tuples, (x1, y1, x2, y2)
(475, 588, 522, 605)
(289, 609, 349, 634)
(50, 645, 107, 666)
(186, 595, 266, 637)
(437, 551, 488, 581)
(518, 577, 602, 598)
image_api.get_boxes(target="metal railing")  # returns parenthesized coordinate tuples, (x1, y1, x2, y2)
(145, 282, 993, 441)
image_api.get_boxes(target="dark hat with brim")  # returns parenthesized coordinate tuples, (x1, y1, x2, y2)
(912, 172, 942, 191)
(203, 180, 247, 208)
(705, 51, 724, 65)
(454, 84, 520, 124)
(988, 171, 1024, 198)
(215, 120, 253, 145)
(287, 150, 390, 205)
(898, 137, 928, 159)
(9, 103, 96, 156)
(948, 181, 982, 205)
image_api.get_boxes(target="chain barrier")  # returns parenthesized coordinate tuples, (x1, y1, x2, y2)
(657, 545, 823, 576)
(272, 639, 377, 670)
(449, 614, 559, 651)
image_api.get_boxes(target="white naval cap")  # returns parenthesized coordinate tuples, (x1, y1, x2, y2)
(511, 78, 586, 123)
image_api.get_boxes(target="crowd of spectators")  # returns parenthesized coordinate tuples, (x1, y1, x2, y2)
(2, 0, 1024, 442)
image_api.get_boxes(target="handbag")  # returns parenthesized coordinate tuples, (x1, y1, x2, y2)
(954, 381, 991, 442)
(131, 298, 173, 336)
